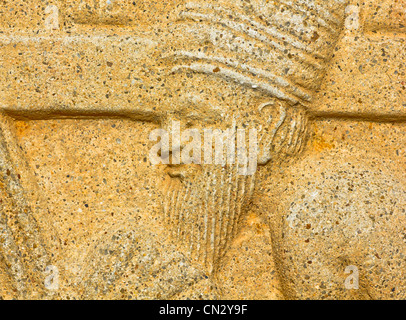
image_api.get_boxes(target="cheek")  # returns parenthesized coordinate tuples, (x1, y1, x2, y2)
(183, 164, 204, 177)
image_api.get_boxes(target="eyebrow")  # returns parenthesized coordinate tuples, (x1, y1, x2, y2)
(173, 98, 225, 124)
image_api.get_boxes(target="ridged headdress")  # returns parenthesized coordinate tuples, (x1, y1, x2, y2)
(166, 0, 348, 107)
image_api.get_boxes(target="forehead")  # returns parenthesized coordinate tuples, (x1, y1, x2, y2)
(161, 70, 269, 121)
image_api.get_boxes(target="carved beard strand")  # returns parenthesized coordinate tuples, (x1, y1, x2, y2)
(162, 164, 255, 274)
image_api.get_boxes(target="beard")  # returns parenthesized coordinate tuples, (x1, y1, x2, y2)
(162, 163, 256, 274)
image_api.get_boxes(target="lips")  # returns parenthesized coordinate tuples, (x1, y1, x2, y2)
(165, 164, 187, 180)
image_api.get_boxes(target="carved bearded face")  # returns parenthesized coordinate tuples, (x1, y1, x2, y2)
(158, 73, 261, 273)
(156, 61, 308, 273)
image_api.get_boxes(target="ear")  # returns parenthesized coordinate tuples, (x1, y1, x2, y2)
(257, 101, 309, 166)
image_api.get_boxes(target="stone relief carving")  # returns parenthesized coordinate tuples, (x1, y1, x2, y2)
(0, 0, 405, 300)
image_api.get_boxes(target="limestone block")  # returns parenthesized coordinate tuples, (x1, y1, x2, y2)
(0, 0, 404, 300)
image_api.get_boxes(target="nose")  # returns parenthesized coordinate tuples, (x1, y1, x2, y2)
(161, 114, 187, 165)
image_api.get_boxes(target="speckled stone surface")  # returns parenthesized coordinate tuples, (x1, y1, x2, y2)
(0, 0, 405, 300)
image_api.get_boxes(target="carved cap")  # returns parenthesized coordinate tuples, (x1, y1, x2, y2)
(164, 0, 349, 107)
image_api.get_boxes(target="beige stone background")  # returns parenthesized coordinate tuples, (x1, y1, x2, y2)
(0, 0, 404, 299)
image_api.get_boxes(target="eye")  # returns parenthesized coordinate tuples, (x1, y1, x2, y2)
(185, 120, 195, 128)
